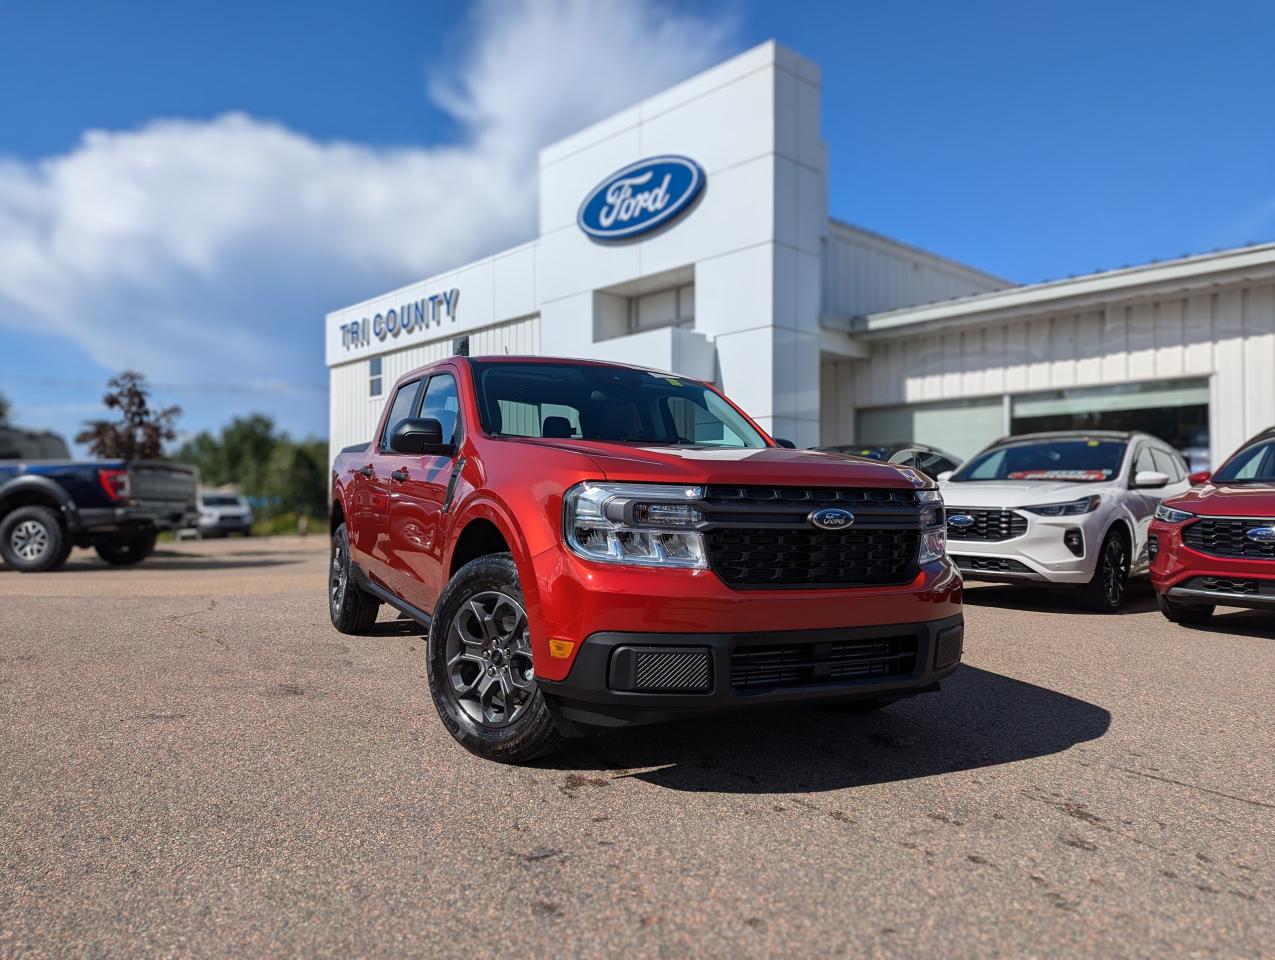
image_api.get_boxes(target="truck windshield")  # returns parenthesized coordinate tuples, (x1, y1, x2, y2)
(1213, 438, 1275, 483)
(952, 439, 1126, 483)
(471, 362, 768, 448)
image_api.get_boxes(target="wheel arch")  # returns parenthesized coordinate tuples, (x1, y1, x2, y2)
(0, 477, 73, 529)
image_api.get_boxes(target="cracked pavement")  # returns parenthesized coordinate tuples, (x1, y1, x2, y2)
(1, 536, 1271, 957)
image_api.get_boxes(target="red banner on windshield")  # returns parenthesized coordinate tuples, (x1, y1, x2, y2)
(1007, 469, 1111, 481)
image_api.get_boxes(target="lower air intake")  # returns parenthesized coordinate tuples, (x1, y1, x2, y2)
(609, 646, 712, 693)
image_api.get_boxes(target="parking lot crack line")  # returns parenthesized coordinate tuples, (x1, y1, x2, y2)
(1114, 767, 1275, 811)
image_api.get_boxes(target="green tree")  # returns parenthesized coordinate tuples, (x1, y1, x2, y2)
(75, 371, 181, 459)
(263, 438, 328, 518)
(0, 390, 10, 424)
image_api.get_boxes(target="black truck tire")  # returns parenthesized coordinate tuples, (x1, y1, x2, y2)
(0, 505, 72, 573)
(329, 523, 380, 634)
(427, 553, 563, 763)
(95, 531, 158, 566)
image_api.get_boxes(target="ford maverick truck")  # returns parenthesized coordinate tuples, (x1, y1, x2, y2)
(328, 357, 963, 762)
(0, 428, 199, 572)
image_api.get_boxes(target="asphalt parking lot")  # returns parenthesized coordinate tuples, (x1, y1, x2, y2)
(1, 537, 1271, 958)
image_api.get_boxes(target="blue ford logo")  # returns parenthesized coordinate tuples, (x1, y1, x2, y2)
(1246, 526, 1275, 544)
(578, 155, 704, 241)
(809, 507, 855, 531)
(948, 514, 976, 528)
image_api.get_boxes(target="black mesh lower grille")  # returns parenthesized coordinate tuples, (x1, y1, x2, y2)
(633, 649, 712, 691)
(1182, 576, 1271, 596)
(730, 635, 917, 690)
(953, 555, 1035, 574)
(1182, 518, 1275, 560)
(946, 509, 1027, 542)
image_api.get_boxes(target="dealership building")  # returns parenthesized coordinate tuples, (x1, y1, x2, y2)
(327, 41, 1275, 471)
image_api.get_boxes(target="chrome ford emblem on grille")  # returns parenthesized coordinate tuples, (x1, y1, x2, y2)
(809, 507, 855, 531)
(1246, 526, 1275, 544)
(948, 514, 976, 528)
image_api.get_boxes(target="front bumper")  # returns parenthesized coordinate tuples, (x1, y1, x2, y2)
(537, 613, 964, 733)
(1150, 519, 1275, 611)
(197, 517, 252, 534)
(946, 508, 1104, 584)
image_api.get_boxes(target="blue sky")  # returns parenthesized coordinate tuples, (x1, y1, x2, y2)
(2, 0, 1273, 450)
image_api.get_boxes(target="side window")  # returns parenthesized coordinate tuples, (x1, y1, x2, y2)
(379, 380, 421, 451)
(1151, 448, 1182, 481)
(1133, 445, 1156, 478)
(421, 373, 462, 446)
(915, 451, 953, 476)
(369, 357, 383, 397)
(887, 449, 915, 466)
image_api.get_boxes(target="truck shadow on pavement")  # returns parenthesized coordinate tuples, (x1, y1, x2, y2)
(961, 582, 1159, 615)
(547, 665, 1111, 794)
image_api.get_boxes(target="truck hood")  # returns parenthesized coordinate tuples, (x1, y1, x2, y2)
(940, 479, 1114, 508)
(1167, 482, 1275, 517)
(516, 440, 922, 488)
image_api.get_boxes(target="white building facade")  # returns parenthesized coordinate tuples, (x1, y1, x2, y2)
(327, 41, 1275, 472)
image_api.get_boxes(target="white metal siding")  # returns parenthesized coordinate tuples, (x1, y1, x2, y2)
(822, 221, 1006, 319)
(328, 314, 540, 464)
(845, 284, 1275, 465)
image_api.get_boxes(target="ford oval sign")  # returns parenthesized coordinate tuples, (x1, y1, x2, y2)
(1247, 526, 1275, 544)
(577, 155, 704, 241)
(948, 514, 976, 529)
(809, 507, 855, 531)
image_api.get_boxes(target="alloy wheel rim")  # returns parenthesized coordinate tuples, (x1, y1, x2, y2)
(1102, 538, 1127, 606)
(330, 534, 348, 614)
(11, 520, 50, 561)
(445, 590, 535, 728)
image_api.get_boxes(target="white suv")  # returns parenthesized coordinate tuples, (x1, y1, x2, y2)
(939, 431, 1191, 611)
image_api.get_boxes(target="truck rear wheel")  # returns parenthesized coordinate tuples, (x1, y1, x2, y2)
(95, 531, 157, 566)
(329, 523, 380, 633)
(427, 553, 563, 763)
(0, 505, 71, 573)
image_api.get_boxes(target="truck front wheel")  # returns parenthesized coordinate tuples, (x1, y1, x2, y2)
(0, 505, 72, 573)
(95, 531, 157, 566)
(427, 553, 563, 763)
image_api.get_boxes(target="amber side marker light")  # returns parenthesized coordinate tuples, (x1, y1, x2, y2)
(548, 639, 575, 659)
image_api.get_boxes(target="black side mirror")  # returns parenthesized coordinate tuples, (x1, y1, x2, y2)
(774, 437, 797, 449)
(390, 417, 455, 457)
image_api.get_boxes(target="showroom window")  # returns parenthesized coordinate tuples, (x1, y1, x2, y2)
(369, 357, 383, 398)
(857, 397, 1004, 461)
(1010, 378, 1209, 468)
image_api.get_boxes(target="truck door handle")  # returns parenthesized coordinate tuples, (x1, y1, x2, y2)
(357, 465, 374, 478)
(390, 468, 410, 483)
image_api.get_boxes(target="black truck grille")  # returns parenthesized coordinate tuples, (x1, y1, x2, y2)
(946, 509, 1027, 542)
(701, 485, 924, 590)
(954, 556, 1035, 574)
(730, 635, 917, 690)
(1182, 517, 1275, 560)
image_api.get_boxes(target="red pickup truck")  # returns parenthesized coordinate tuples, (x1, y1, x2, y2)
(329, 357, 963, 762)
(1149, 426, 1275, 624)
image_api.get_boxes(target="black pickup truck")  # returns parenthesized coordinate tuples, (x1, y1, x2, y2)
(0, 427, 199, 572)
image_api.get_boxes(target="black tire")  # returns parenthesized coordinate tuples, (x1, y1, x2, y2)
(95, 530, 157, 566)
(427, 553, 563, 763)
(0, 505, 71, 573)
(1157, 593, 1215, 625)
(329, 523, 380, 634)
(1077, 528, 1130, 613)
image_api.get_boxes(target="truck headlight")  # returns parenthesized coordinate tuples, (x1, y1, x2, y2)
(1023, 495, 1101, 517)
(1154, 503, 1195, 524)
(564, 482, 707, 569)
(918, 491, 946, 564)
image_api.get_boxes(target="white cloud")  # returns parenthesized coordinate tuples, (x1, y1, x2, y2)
(0, 0, 736, 389)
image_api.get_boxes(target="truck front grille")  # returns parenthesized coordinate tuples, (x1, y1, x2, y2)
(946, 509, 1027, 542)
(1182, 517, 1275, 560)
(730, 634, 917, 690)
(700, 485, 923, 590)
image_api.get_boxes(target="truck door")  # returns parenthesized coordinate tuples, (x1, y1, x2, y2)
(355, 378, 423, 583)
(385, 371, 463, 614)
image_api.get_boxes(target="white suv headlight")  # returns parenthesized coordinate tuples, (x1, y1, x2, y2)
(564, 482, 707, 568)
(1022, 495, 1101, 517)
(1155, 503, 1195, 524)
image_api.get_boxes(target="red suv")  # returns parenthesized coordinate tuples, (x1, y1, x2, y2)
(329, 357, 963, 762)
(1149, 427, 1275, 624)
